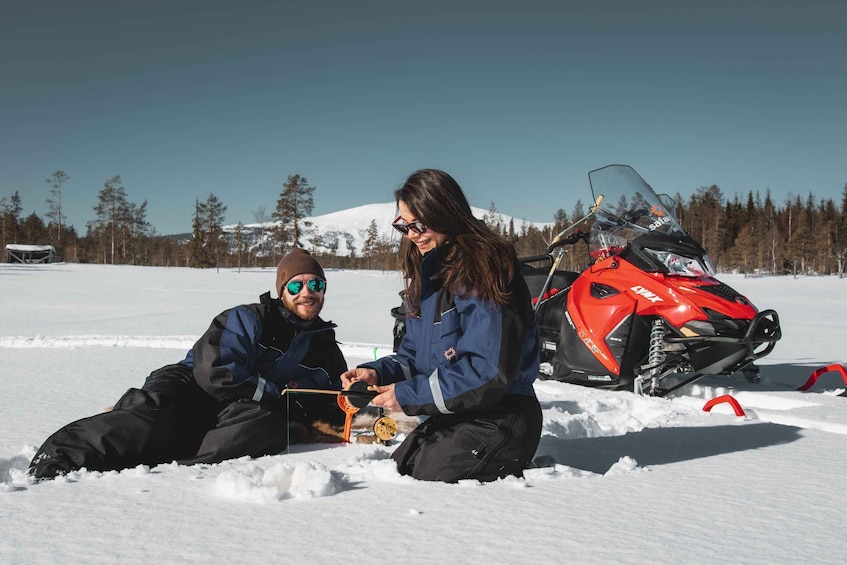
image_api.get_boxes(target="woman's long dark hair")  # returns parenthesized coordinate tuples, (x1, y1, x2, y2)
(395, 169, 517, 316)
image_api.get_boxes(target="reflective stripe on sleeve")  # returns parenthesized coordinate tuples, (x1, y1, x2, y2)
(252, 376, 266, 402)
(428, 368, 453, 415)
(391, 358, 413, 381)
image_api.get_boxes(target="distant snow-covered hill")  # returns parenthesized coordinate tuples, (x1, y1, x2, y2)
(226, 202, 550, 257)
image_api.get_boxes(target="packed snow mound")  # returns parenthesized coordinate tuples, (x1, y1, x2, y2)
(216, 461, 342, 502)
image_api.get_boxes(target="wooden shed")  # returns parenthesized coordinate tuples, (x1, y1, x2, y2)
(3, 244, 56, 264)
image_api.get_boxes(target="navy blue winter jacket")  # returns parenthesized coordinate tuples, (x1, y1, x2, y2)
(362, 246, 540, 416)
(180, 292, 346, 404)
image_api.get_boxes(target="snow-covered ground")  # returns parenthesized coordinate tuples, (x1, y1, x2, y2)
(2, 263, 846, 564)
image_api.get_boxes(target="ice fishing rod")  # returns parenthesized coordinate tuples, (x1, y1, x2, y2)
(280, 385, 378, 409)
(280, 382, 397, 443)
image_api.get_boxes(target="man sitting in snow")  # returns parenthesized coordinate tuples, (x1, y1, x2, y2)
(29, 248, 347, 479)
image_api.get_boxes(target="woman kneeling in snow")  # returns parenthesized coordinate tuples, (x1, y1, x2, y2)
(341, 169, 542, 483)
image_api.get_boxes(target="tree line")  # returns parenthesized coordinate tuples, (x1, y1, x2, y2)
(501, 182, 847, 277)
(3, 171, 847, 276)
(0, 171, 383, 270)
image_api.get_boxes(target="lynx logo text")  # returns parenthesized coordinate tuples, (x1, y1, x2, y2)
(630, 286, 663, 303)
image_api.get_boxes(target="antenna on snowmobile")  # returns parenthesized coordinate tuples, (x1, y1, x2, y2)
(533, 195, 604, 312)
(547, 195, 604, 249)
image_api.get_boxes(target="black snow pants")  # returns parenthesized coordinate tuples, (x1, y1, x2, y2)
(390, 393, 543, 483)
(28, 364, 335, 479)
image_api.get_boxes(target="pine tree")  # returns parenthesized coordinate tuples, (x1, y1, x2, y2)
(685, 185, 724, 268)
(251, 206, 273, 267)
(45, 170, 69, 245)
(4, 191, 23, 244)
(20, 213, 48, 244)
(818, 197, 840, 275)
(234, 222, 246, 271)
(765, 191, 782, 273)
(272, 174, 315, 252)
(188, 194, 227, 268)
(125, 200, 151, 265)
(93, 176, 128, 264)
(362, 219, 380, 269)
(482, 201, 502, 233)
(837, 183, 847, 276)
(784, 195, 813, 275)
(187, 198, 205, 268)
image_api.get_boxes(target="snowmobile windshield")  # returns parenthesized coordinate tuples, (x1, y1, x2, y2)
(587, 165, 688, 260)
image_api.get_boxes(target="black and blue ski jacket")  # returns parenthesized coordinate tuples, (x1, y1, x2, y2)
(361, 246, 540, 417)
(180, 292, 346, 404)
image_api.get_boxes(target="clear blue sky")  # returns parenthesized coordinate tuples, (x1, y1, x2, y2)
(2, 0, 845, 235)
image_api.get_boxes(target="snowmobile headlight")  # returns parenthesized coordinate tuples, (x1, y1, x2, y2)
(643, 248, 716, 277)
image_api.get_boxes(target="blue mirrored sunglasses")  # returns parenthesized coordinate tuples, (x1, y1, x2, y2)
(286, 278, 327, 295)
(392, 216, 427, 235)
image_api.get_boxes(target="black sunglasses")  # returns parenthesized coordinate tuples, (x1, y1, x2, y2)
(286, 278, 327, 295)
(392, 216, 427, 235)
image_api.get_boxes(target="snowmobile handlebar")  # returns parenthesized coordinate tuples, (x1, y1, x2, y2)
(546, 231, 588, 253)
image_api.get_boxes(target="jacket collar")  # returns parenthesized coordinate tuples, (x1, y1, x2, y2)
(420, 243, 450, 299)
(259, 291, 336, 332)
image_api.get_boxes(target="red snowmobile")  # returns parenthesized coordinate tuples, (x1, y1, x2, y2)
(520, 164, 781, 396)
(390, 164, 781, 396)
